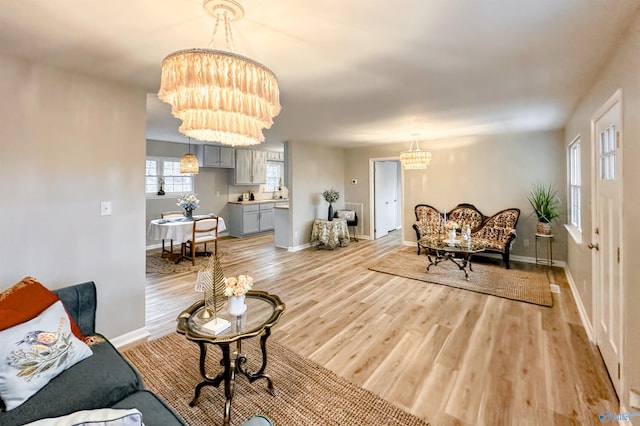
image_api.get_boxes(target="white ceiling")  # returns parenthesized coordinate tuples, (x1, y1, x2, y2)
(1, 0, 638, 147)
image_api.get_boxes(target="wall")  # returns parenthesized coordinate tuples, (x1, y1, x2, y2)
(0, 55, 147, 339)
(344, 129, 566, 260)
(288, 141, 345, 248)
(564, 9, 640, 411)
(146, 140, 232, 245)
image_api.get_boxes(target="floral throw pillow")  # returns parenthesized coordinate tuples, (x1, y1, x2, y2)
(0, 301, 93, 411)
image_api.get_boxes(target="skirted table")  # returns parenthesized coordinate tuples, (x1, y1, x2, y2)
(309, 218, 350, 249)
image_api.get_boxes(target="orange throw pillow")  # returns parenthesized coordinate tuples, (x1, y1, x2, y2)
(0, 276, 85, 340)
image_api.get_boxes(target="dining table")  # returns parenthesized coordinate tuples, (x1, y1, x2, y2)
(147, 214, 227, 263)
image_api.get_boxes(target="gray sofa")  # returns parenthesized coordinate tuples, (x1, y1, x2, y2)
(0, 281, 187, 426)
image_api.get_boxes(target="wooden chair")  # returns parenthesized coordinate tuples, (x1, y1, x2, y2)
(182, 216, 219, 266)
(160, 211, 184, 254)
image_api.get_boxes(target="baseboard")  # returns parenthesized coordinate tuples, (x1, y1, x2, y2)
(111, 327, 150, 350)
(563, 266, 595, 343)
(289, 243, 311, 252)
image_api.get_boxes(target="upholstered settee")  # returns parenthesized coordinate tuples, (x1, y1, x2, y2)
(412, 203, 520, 268)
(0, 280, 187, 426)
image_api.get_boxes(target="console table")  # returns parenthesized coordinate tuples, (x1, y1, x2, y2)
(309, 218, 350, 249)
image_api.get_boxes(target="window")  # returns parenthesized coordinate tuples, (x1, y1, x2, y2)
(265, 161, 283, 191)
(568, 137, 581, 230)
(146, 157, 194, 196)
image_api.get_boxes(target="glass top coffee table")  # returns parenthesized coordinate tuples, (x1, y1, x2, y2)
(418, 236, 486, 280)
(176, 290, 285, 426)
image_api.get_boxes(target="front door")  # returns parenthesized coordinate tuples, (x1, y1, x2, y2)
(592, 90, 623, 396)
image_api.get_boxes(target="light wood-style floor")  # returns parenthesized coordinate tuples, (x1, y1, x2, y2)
(145, 232, 618, 425)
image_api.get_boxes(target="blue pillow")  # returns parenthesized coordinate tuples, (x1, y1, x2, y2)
(0, 301, 93, 410)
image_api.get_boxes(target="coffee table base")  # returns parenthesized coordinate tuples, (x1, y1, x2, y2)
(426, 250, 476, 280)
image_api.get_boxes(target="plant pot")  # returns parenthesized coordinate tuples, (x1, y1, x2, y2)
(227, 295, 246, 316)
(328, 204, 334, 221)
(185, 208, 193, 218)
(536, 222, 552, 235)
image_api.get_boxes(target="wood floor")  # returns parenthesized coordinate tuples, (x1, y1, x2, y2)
(145, 232, 619, 425)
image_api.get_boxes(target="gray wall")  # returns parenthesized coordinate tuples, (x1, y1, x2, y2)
(288, 141, 346, 247)
(564, 8, 640, 410)
(146, 140, 232, 245)
(0, 55, 147, 339)
(344, 129, 566, 260)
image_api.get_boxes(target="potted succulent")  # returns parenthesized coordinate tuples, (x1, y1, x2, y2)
(527, 184, 560, 235)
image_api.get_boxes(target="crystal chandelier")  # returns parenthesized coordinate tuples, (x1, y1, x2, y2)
(158, 0, 281, 147)
(180, 138, 200, 174)
(400, 136, 432, 170)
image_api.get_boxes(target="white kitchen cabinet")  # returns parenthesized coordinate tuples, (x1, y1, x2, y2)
(201, 145, 235, 168)
(234, 150, 267, 185)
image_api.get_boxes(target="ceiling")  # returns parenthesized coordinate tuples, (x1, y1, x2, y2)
(1, 0, 638, 147)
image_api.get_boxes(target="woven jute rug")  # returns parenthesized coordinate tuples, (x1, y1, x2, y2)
(123, 333, 430, 426)
(369, 248, 553, 307)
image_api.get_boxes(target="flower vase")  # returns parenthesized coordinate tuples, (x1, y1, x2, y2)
(328, 204, 334, 221)
(185, 208, 193, 219)
(448, 229, 456, 242)
(228, 295, 246, 316)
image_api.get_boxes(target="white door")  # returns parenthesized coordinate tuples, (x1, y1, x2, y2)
(374, 161, 398, 239)
(592, 93, 623, 396)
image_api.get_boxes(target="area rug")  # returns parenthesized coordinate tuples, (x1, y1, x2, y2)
(123, 333, 429, 426)
(146, 246, 232, 274)
(369, 248, 553, 307)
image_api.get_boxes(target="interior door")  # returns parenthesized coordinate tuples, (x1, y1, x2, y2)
(593, 95, 622, 396)
(374, 161, 398, 239)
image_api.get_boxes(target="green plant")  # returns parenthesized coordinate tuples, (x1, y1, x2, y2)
(527, 184, 560, 223)
(322, 188, 339, 204)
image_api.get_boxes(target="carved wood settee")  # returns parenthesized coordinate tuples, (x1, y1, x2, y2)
(412, 203, 520, 269)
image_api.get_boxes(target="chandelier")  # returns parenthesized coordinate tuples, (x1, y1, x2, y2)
(158, 0, 281, 147)
(180, 138, 200, 174)
(400, 136, 432, 170)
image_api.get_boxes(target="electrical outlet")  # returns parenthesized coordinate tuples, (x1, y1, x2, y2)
(523, 238, 529, 247)
(100, 201, 112, 216)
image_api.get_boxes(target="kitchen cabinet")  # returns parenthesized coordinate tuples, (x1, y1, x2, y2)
(200, 145, 235, 168)
(234, 150, 267, 185)
(227, 202, 276, 237)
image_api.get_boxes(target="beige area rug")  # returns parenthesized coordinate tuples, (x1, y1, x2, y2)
(369, 248, 553, 307)
(124, 333, 430, 426)
(146, 245, 233, 274)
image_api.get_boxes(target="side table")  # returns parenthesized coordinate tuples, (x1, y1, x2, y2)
(176, 291, 285, 426)
(309, 218, 350, 249)
(535, 233, 554, 266)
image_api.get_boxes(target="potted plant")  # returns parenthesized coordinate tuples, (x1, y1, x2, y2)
(527, 184, 560, 235)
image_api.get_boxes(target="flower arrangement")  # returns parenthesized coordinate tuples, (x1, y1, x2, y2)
(322, 188, 340, 204)
(445, 221, 459, 231)
(177, 193, 199, 211)
(224, 275, 253, 297)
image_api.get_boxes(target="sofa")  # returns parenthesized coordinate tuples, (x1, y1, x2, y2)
(412, 203, 520, 268)
(0, 280, 187, 426)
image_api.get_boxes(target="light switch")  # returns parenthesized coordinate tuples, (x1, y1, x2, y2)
(101, 201, 112, 216)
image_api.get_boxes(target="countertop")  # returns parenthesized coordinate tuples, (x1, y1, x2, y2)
(228, 199, 289, 205)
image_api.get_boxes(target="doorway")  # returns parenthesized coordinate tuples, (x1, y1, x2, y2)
(371, 159, 402, 239)
(591, 89, 623, 396)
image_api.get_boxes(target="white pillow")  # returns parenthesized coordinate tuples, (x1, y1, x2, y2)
(0, 300, 93, 410)
(24, 408, 144, 426)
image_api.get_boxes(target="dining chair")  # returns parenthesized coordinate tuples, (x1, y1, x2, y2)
(183, 216, 219, 266)
(160, 211, 184, 254)
(335, 210, 359, 241)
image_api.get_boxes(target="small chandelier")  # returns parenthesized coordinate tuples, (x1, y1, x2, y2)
(180, 138, 200, 174)
(400, 136, 432, 170)
(158, 0, 281, 147)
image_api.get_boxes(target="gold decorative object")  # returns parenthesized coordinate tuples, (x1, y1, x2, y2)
(180, 138, 199, 174)
(158, 0, 281, 146)
(198, 255, 227, 319)
(400, 134, 432, 170)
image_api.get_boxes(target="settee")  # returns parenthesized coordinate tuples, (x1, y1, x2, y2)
(0, 280, 187, 426)
(412, 203, 520, 268)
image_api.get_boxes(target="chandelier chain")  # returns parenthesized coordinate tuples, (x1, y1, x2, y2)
(208, 11, 235, 52)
